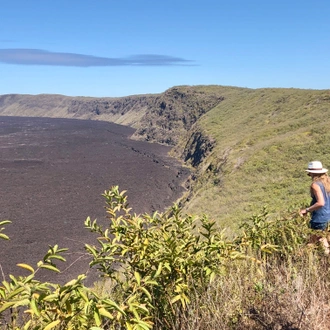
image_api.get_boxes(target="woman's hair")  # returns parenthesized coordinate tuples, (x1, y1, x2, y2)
(312, 173, 330, 193)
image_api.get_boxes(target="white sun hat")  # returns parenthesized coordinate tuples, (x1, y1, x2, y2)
(305, 161, 328, 174)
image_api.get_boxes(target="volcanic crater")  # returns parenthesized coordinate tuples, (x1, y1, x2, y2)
(0, 116, 189, 284)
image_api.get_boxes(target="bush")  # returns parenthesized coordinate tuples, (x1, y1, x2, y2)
(1, 187, 329, 329)
(85, 186, 247, 328)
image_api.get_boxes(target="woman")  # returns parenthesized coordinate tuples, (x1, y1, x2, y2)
(300, 161, 330, 230)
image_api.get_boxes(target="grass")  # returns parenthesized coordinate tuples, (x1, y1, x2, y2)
(175, 255, 330, 330)
(178, 87, 330, 230)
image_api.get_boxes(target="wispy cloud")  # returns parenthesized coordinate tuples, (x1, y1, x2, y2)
(0, 49, 194, 67)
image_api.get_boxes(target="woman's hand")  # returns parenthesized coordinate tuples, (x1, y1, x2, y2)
(300, 208, 308, 216)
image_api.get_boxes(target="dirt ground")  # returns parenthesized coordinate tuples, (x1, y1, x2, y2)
(0, 116, 190, 285)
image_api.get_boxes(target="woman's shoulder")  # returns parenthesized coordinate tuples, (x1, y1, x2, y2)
(311, 181, 324, 189)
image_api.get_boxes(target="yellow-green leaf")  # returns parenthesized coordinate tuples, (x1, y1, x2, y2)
(40, 264, 60, 273)
(23, 319, 32, 330)
(13, 298, 30, 308)
(170, 295, 181, 304)
(139, 287, 152, 301)
(94, 310, 101, 326)
(30, 299, 40, 316)
(0, 233, 10, 240)
(0, 220, 11, 226)
(134, 272, 141, 285)
(6, 286, 25, 299)
(125, 323, 133, 330)
(98, 307, 114, 319)
(154, 262, 163, 278)
(77, 288, 89, 302)
(43, 293, 59, 302)
(0, 301, 16, 313)
(44, 320, 61, 330)
(17, 263, 35, 273)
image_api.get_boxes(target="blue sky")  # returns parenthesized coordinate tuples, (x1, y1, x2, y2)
(1, 0, 330, 97)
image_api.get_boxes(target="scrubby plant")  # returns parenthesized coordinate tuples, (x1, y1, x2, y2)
(85, 186, 247, 328)
(237, 207, 312, 259)
(0, 187, 247, 329)
(1, 186, 330, 329)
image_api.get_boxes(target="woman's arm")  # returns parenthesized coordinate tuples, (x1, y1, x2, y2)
(300, 183, 325, 216)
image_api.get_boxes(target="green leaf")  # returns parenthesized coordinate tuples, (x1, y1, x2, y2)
(42, 293, 59, 302)
(98, 307, 114, 319)
(154, 262, 163, 277)
(0, 220, 11, 226)
(30, 298, 40, 316)
(23, 319, 32, 330)
(40, 264, 60, 273)
(135, 320, 153, 330)
(85, 244, 98, 257)
(44, 320, 61, 330)
(77, 288, 89, 302)
(6, 286, 26, 299)
(125, 322, 134, 330)
(170, 295, 181, 304)
(16, 263, 35, 273)
(0, 233, 10, 240)
(22, 273, 35, 284)
(94, 310, 102, 326)
(102, 299, 125, 314)
(47, 255, 66, 262)
(139, 287, 152, 301)
(0, 301, 16, 313)
(13, 298, 30, 308)
(134, 271, 141, 286)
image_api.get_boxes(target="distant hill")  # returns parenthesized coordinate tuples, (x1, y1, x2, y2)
(0, 87, 223, 146)
(2, 85, 330, 230)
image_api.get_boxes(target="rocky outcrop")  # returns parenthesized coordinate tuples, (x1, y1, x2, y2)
(133, 87, 224, 145)
(181, 128, 216, 167)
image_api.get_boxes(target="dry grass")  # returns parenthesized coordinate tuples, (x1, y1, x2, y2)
(158, 252, 330, 330)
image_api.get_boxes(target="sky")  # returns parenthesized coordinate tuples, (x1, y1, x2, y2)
(1, 0, 330, 97)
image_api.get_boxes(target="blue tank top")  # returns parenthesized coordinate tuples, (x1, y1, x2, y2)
(310, 181, 330, 223)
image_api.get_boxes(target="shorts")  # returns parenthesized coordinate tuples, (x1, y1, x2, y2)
(310, 221, 329, 231)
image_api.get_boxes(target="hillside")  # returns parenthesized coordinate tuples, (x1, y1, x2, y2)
(178, 87, 330, 230)
(1, 86, 330, 230)
(0, 87, 224, 146)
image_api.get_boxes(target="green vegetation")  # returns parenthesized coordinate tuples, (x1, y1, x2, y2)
(1, 187, 330, 329)
(178, 87, 330, 230)
(2, 86, 330, 328)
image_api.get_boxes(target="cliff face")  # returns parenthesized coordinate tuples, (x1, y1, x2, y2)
(181, 128, 215, 167)
(132, 87, 223, 145)
(0, 87, 223, 149)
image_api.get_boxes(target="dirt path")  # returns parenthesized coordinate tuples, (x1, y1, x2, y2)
(0, 116, 189, 284)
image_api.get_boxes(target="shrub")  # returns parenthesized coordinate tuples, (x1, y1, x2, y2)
(85, 186, 247, 328)
(1, 187, 329, 329)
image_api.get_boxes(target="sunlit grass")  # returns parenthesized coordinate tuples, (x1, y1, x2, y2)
(179, 87, 330, 229)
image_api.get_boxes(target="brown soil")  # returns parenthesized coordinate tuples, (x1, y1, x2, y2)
(0, 116, 189, 285)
